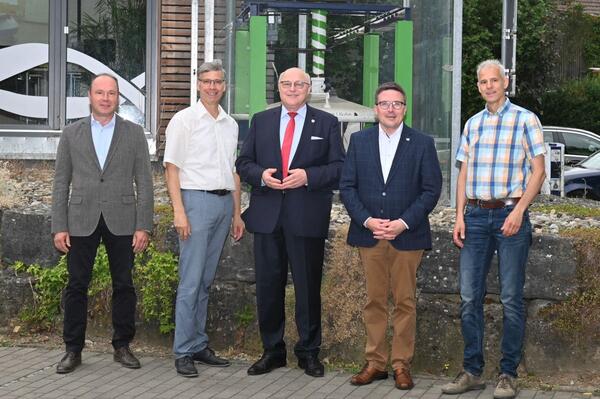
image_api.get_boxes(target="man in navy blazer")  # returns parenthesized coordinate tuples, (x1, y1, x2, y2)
(340, 82, 441, 389)
(236, 67, 344, 377)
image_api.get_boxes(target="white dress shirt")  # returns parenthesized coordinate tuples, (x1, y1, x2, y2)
(163, 100, 238, 191)
(91, 114, 116, 169)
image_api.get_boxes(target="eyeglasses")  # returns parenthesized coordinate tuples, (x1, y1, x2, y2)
(376, 101, 406, 110)
(280, 81, 310, 89)
(199, 79, 225, 86)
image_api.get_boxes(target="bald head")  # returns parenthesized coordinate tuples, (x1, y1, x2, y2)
(278, 67, 312, 112)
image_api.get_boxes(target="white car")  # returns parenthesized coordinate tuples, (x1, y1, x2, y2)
(543, 126, 600, 165)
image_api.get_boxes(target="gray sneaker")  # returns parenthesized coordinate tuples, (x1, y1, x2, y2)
(494, 374, 517, 399)
(441, 370, 486, 394)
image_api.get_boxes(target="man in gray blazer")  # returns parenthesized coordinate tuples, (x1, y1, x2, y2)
(51, 73, 154, 374)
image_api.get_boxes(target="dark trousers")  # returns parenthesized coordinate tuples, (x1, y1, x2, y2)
(253, 214, 325, 360)
(63, 215, 136, 353)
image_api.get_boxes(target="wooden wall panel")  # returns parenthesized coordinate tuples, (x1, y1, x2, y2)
(158, 0, 242, 156)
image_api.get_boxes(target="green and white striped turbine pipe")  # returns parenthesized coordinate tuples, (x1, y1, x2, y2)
(311, 10, 327, 76)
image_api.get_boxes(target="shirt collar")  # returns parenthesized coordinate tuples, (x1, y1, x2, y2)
(281, 104, 307, 120)
(484, 97, 511, 116)
(378, 122, 403, 139)
(90, 113, 116, 128)
(195, 100, 226, 121)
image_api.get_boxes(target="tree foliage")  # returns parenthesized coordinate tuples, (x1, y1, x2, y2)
(461, 0, 558, 122)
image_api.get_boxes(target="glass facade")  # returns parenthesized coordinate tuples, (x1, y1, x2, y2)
(0, 0, 149, 132)
(0, 0, 50, 126)
(66, 0, 147, 125)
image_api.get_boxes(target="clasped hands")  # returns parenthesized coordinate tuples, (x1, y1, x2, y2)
(366, 218, 406, 240)
(262, 168, 307, 190)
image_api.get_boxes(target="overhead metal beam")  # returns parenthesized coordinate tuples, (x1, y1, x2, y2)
(241, 1, 400, 19)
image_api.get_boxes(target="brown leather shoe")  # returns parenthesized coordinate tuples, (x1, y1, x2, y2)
(394, 368, 415, 390)
(350, 363, 388, 386)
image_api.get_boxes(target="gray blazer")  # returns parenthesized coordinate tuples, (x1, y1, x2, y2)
(51, 115, 154, 236)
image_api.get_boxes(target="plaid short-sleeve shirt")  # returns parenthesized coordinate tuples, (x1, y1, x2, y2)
(456, 99, 546, 200)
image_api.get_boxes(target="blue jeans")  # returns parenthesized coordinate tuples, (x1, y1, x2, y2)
(173, 190, 232, 358)
(459, 204, 532, 378)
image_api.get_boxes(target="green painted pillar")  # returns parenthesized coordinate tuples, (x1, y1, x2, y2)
(249, 16, 267, 118)
(234, 30, 250, 115)
(362, 34, 379, 108)
(394, 21, 413, 126)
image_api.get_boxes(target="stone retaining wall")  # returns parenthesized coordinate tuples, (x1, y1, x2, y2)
(0, 205, 595, 378)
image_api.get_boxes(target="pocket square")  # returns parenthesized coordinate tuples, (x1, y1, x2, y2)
(310, 136, 324, 140)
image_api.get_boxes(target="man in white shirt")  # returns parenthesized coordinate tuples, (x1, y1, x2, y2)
(163, 61, 244, 377)
(339, 82, 442, 390)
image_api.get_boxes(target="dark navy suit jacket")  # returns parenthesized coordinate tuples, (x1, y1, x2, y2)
(339, 124, 442, 250)
(236, 105, 345, 238)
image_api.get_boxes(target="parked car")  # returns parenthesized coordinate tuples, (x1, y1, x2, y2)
(563, 150, 600, 200)
(543, 126, 600, 165)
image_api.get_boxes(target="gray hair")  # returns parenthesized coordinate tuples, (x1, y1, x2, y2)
(198, 60, 226, 79)
(476, 59, 506, 79)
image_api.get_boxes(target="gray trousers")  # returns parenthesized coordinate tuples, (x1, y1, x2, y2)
(173, 190, 232, 358)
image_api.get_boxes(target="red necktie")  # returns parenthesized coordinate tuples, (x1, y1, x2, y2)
(281, 111, 297, 178)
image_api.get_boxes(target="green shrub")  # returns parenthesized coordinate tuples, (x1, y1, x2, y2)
(12, 244, 179, 334)
(541, 77, 600, 133)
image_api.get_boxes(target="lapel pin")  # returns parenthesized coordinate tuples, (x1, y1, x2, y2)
(311, 119, 315, 123)
(406, 138, 410, 141)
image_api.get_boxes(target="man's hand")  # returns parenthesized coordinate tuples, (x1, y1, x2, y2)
(368, 219, 406, 240)
(262, 168, 284, 190)
(376, 219, 407, 240)
(174, 210, 191, 240)
(54, 231, 71, 253)
(366, 218, 390, 239)
(132, 230, 150, 253)
(282, 169, 308, 189)
(501, 208, 524, 237)
(232, 215, 245, 241)
(453, 217, 466, 248)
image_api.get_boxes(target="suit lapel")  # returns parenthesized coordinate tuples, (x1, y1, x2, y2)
(367, 126, 385, 185)
(102, 115, 123, 174)
(271, 107, 283, 170)
(385, 125, 412, 185)
(83, 117, 103, 172)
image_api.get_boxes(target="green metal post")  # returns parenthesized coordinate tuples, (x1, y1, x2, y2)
(362, 34, 380, 108)
(234, 30, 250, 115)
(394, 21, 413, 126)
(249, 16, 267, 118)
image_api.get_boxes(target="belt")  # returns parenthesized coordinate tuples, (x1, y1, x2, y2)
(467, 197, 521, 209)
(200, 189, 230, 196)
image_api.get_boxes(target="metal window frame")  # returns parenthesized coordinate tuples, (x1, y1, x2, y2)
(0, 0, 159, 155)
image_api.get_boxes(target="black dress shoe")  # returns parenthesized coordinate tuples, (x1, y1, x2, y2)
(298, 355, 324, 377)
(114, 346, 141, 369)
(247, 353, 286, 375)
(175, 356, 198, 378)
(56, 351, 81, 374)
(192, 347, 230, 367)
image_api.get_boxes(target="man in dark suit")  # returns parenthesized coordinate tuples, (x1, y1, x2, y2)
(236, 67, 344, 377)
(340, 82, 441, 389)
(51, 73, 154, 374)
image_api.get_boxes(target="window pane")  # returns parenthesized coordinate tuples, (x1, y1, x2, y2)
(66, 0, 146, 125)
(563, 132, 600, 156)
(0, 1, 49, 126)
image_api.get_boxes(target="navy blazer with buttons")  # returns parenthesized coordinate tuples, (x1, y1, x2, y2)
(236, 105, 345, 238)
(339, 124, 442, 250)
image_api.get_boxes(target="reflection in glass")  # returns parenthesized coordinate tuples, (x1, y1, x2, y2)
(0, 0, 49, 125)
(66, 0, 146, 125)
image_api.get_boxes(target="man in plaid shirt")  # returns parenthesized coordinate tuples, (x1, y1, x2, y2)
(442, 60, 546, 399)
